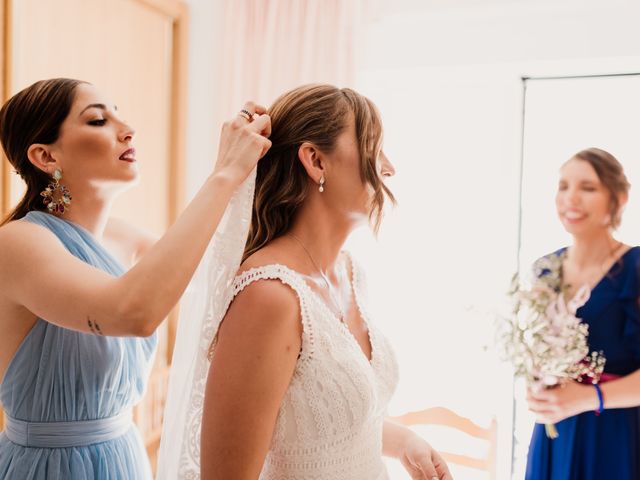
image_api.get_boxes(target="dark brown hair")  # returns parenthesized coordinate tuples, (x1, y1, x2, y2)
(0, 78, 85, 225)
(243, 84, 395, 261)
(572, 147, 631, 229)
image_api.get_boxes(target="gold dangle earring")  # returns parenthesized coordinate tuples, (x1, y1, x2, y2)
(41, 168, 72, 214)
(319, 175, 325, 193)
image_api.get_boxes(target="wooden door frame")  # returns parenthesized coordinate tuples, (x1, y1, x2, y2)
(135, 0, 189, 223)
(137, 0, 190, 363)
(1, 0, 12, 216)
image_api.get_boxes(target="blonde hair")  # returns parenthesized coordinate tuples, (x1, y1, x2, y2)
(243, 84, 394, 261)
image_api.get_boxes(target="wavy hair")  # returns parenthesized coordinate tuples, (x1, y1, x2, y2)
(243, 84, 395, 261)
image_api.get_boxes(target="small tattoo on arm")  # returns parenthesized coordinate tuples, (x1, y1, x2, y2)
(87, 316, 104, 336)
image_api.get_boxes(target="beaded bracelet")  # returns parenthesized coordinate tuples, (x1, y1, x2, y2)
(593, 383, 604, 416)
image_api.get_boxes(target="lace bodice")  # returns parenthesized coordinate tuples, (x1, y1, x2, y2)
(226, 256, 399, 480)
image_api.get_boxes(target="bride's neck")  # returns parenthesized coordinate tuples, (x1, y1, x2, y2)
(287, 207, 352, 272)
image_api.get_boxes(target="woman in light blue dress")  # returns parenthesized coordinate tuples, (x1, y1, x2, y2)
(0, 78, 272, 478)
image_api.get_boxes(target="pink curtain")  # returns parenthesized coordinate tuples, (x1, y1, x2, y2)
(217, 0, 365, 116)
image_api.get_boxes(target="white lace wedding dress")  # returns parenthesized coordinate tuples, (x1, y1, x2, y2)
(157, 171, 399, 479)
(228, 257, 399, 479)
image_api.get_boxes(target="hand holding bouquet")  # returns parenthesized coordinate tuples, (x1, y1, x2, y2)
(498, 253, 606, 438)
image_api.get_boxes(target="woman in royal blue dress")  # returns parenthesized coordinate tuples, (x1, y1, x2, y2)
(0, 78, 271, 478)
(526, 147, 640, 480)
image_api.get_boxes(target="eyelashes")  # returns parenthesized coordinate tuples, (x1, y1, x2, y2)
(88, 119, 107, 126)
(557, 183, 597, 192)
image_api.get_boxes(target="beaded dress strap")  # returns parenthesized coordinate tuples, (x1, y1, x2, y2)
(233, 264, 309, 299)
(231, 264, 315, 363)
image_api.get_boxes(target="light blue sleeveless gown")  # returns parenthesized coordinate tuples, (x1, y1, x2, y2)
(0, 211, 157, 479)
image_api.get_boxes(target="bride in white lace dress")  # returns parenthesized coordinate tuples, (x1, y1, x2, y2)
(197, 85, 452, 480)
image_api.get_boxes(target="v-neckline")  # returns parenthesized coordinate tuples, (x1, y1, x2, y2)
(264, 262, 375, 366)
(560, 245, 637, 295)
(306, 280, 375, 366)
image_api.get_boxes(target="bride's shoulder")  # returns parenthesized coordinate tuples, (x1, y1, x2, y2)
(234, 244, 305, 297)
(237, 243, 290, 275)
(229, 261, 304, 331)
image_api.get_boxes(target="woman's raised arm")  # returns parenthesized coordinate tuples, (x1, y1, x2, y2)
(0, 109, 271, 337)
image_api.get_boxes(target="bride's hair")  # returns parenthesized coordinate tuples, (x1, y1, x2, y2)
(243, 84, 394, 261)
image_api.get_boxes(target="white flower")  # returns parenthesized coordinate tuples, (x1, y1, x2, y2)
(497, 259, 605, 388)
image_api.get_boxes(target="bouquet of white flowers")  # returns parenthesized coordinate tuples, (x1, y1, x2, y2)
(499, 252, 606, 438)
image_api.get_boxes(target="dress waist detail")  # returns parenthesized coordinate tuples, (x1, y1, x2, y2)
(4, 409, 133, 448)
(599, 373, 621, 383)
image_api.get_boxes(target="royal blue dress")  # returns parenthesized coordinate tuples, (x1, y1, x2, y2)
(0, 211, 157, 479)
(526, 246, 640, 480)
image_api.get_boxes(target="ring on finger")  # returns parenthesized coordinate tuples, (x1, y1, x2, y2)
(239, 109, 253, 121)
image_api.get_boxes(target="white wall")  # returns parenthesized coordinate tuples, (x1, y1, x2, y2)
(355, 1, 640, 478)
(366, 0, 640, 68)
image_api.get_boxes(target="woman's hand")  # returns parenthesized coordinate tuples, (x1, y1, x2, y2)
(383, 420, 452, 480)
(527, 381, 598, 424)
(399, 432, 453, 480)
(213, 101, 272, 186)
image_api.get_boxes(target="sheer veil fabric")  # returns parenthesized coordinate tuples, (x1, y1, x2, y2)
(157, 169, 256, 479)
